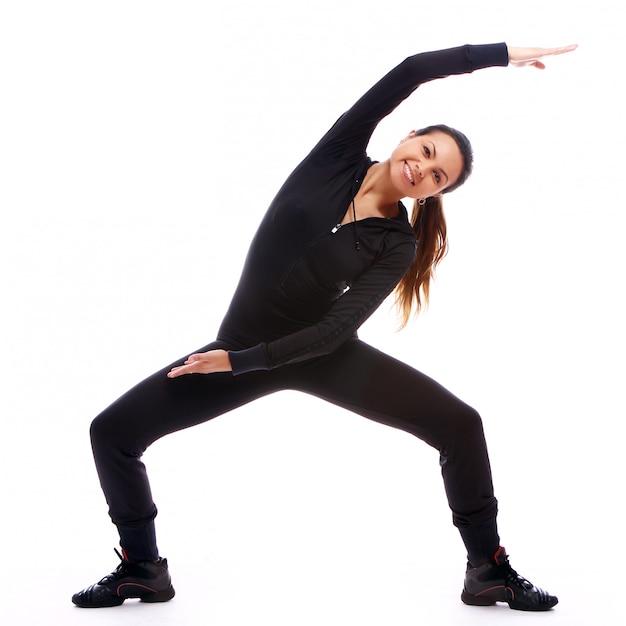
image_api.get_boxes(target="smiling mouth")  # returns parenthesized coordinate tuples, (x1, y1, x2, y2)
(403, 161, 415, 185)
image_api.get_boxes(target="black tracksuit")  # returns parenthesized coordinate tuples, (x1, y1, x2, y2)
(90, 43, 510, 566)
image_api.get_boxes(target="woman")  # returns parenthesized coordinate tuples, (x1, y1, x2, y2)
(72, 41, 576, 611)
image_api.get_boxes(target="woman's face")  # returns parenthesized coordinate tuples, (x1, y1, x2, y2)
(390, 130, 464, 199)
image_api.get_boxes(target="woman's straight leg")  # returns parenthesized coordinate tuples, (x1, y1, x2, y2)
(290, 338, 500, 564)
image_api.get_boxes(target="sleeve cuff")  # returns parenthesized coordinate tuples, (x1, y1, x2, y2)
(228, 344, 269, 376)
(468, 42, 509, 71)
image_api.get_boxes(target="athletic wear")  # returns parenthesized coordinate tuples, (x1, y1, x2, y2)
(461, 546, 558, 611)
(88, 44, 510, 568)
(91, 337, 499, 563)
(221, 43, 509, 375)
(72, 549, 175, 608)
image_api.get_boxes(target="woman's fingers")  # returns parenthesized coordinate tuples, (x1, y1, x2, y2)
(538, 44, 578, 56)
(167, 365, 188, 378)
(167, 354, 203, 377)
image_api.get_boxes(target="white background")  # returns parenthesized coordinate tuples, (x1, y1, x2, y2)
(1, 1, 624, 624)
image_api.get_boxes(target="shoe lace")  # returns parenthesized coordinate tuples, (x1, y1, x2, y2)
(98, 548, 130, 585)
(500, 554, 534, 590)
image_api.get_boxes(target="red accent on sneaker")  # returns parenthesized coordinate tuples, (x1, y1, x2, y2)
(116, 582, 159, 596)
(475, 584, 506, 597)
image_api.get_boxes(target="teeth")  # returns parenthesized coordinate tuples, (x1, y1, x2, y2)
(404, 162, 414, 185)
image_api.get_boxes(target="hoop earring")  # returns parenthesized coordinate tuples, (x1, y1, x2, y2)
(418, 197, 426, 206)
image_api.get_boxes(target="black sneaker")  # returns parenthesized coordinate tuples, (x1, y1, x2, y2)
(461, 546, 558, 611)
(72, 549, 175, 608)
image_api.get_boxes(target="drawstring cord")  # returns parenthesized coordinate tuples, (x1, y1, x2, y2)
(351, 198, 360, 251)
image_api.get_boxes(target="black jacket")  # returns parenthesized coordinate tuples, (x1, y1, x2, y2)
(220, 43, 509, 375)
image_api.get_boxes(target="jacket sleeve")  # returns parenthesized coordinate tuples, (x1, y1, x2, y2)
(311, 43, 509, 163)
(228, 239, 417, 375)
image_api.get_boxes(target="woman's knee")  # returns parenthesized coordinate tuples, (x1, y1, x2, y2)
(445, 403, 486, 444)
(89, 412, 117, 451)
(89, 410, 142, 456)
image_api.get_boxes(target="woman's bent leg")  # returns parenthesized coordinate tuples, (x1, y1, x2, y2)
(291, 339, 499, 565)
(89, 341, 286, 561)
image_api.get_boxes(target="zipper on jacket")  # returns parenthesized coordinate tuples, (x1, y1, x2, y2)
(281, 176, 362, 287)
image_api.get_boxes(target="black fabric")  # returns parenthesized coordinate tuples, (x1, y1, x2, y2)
(89, 43, 510, 563)
(92, 338, 499, 561)
(220, 43, 509, 375)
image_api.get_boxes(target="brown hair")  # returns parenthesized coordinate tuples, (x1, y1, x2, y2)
(394, 125, 473, 328)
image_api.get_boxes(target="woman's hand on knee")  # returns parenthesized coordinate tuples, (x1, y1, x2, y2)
(167, 349, 232, 378)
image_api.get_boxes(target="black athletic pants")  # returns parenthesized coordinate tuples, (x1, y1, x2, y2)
(90, 338, 500, 566)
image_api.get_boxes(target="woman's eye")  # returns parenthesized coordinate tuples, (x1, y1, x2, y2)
(434, 172, 441, 183)
(423, 146, 431, 157)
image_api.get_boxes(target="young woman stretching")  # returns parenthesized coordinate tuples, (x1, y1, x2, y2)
(72, 41, 576, 611)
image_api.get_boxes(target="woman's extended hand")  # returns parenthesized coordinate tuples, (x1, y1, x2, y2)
(508, 44, 578, 69)
(167, 349, 232, 378)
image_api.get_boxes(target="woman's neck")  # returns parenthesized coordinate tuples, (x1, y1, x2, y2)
(355, 160, 401, 216)
(340, 161, 400, 225)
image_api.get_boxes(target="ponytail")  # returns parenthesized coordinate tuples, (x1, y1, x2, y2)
(394, 196, 448, 328)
